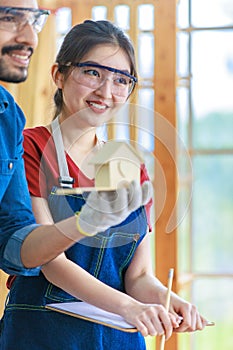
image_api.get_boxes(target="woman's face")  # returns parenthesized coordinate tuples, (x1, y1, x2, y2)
(55, 44, 133, 128)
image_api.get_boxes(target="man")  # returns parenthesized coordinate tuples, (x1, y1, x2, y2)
(0, 0, 84, 276)
(0, 0, 150, 276)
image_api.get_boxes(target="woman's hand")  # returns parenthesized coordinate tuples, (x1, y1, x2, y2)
(121, 301, 180, 338)
(76, 180, 153, 236)
(169, 292, 208, 332)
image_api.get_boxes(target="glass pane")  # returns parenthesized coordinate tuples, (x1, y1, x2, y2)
(138, 4, 154, 31)
(178, 150, 193, 188)
(145, 336, 155, 350)
(177, 32, 190, 77)
(143, 152, 155, 184)
(192, 155, 233, 273)
(178, 190, 191, 272)
(114, 5, 130, 30)
(177, 0, 189, 28)
(113, 103, 130, 141)
(56, 7, 71, 34)
(138, 128, 154, 152)
(138, 88, 154, 110)
(178, 328, 191, 350)
(92, 6, 107, 20)
(192, 278, 233, 350)
(177, 86, 190, 147)
(179, 278, 233, 349)
(191, 0, 233, 27)
(178, 290, 193, 350)
(96, 125, 108, 142)
(138, 33, 154, 79)
(191, 31, 233, 149)
(178, 285, 192, 350)
(136, 96, 155, 152)
(178, 141, 193, 272)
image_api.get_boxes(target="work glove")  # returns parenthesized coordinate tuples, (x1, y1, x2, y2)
(76, 180, 153, 236)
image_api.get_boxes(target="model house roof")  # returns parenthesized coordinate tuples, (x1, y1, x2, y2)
(89, 141, 144, 165)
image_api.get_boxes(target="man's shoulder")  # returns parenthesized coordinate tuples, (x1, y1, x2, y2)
(0, 85, 14, 102)
(0, 85, 20, 114)
(0, 85, 25, 131)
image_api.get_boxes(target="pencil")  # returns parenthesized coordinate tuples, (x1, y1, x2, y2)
(159, 268, 174, 350)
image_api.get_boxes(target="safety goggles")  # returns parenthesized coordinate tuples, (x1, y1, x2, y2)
(0, 6, 50, 33)
(65, 62, 137, 97)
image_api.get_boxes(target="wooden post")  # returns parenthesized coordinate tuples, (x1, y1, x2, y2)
(0, 271, 8, 318)
(154, 0, 178, 349)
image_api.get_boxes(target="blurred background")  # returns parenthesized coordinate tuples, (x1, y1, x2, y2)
(1, 0, 232, 349)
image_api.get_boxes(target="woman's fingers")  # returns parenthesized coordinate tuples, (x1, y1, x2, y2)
(172, 303, 208, 332)
(132, 304, 173, 338)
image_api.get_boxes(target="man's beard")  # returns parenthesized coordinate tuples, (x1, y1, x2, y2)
(0, 58, 28, 83)
(0, 44, 33, 83)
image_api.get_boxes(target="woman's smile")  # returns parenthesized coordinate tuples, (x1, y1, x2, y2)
(87, 100, 110, 112)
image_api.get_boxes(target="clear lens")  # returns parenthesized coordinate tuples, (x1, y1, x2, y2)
(72, 64, 135, 96)
(0, 7, 49, 33)
(31, 12, 48, 33)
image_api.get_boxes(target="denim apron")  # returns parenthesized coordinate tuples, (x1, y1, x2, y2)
(0, 118, 148, 350)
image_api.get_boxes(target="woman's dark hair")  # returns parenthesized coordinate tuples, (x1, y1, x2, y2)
(53, 20, 137, 118)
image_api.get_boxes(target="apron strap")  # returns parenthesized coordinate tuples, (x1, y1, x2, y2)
(51, 117, 74, 188)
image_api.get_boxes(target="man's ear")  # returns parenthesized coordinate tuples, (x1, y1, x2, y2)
(51, 63, 64, 88)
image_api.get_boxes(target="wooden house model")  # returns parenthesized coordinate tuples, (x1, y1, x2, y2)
(89, 141, 144, 189)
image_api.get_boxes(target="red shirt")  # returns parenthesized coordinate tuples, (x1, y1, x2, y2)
(23, 126, 152, 228)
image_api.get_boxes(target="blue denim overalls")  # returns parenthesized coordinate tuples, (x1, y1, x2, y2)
(0, 118, 148, 349)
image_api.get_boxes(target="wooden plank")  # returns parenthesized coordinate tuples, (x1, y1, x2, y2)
(0, 271, 8, 318)
(154, 0, 178, 349)
(71, 0, 93, 25)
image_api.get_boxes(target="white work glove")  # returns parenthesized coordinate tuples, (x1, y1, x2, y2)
(76, 180, 153, 236)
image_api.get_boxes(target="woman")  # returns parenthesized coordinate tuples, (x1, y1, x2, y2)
(1, 20, 207, 349)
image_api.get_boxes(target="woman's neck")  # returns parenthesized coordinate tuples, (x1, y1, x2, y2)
(56, 114, 97, 152)
(53, 115, 100, 178)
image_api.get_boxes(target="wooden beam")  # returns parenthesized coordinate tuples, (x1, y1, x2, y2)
(0, 271, 8, 318)
(154, 0, 178, 349)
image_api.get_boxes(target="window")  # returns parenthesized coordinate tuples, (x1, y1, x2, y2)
(177, 0, 233, 349)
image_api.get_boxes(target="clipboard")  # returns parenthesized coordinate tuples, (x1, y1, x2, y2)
(45, 301, 137, 333)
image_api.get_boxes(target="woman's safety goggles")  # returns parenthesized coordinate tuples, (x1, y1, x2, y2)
(64, 62, 137, 97)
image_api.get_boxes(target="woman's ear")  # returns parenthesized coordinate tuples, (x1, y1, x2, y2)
(51, 63, 64, 89)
